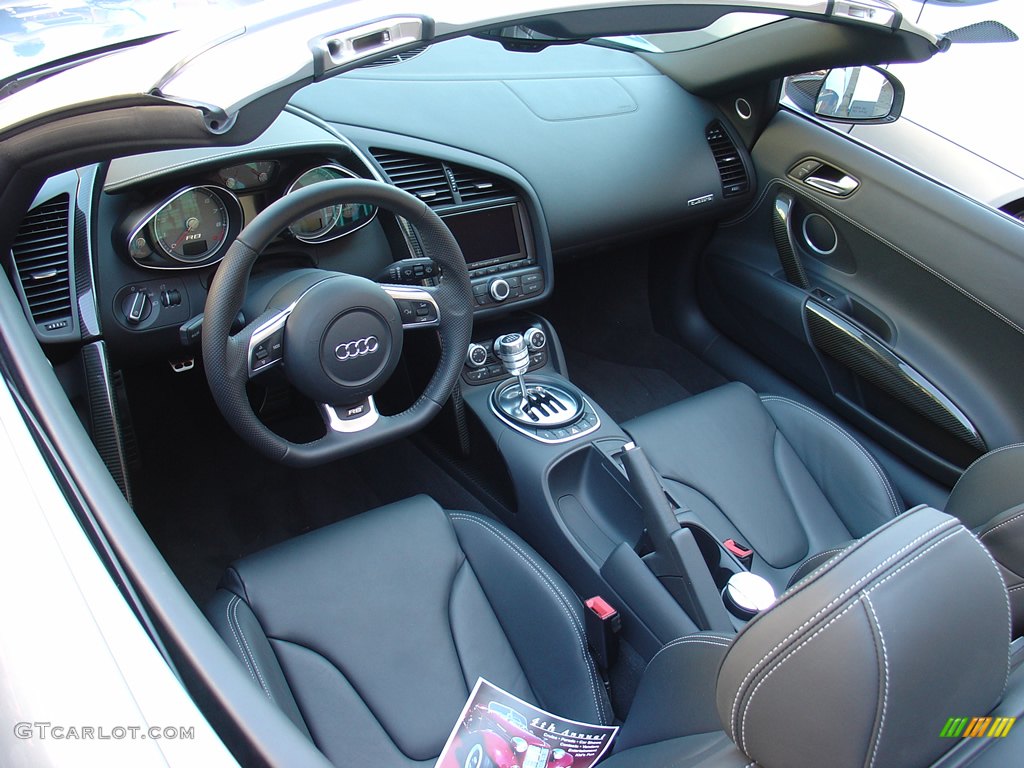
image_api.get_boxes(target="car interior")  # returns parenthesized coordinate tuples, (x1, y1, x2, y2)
(3, 3, 1024, 767)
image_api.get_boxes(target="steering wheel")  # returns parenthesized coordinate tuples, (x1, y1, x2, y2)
(202, 179, 473, 466)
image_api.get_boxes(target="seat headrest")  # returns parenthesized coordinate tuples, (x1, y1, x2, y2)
(716, 506, 1010, 768)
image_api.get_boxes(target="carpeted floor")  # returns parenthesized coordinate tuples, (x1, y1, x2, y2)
(125, 364, 492, 604)
(542, 246, 726, 422)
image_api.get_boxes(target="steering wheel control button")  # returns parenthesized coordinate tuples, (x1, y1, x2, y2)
(251, 327, 285, 374)
(723, 572, 777, 619)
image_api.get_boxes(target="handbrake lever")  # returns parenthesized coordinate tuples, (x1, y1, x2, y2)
(619, 442, 733, 632)
(619, 442, 683, 559)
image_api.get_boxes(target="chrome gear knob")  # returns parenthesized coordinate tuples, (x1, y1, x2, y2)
(494, 333, 530, 377)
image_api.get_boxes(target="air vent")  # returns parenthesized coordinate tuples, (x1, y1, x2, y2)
(10, 194, 73, 329)
(358, 44, 430, 68)
(451, 164, 514, 204)
(705, 122, 749, 199)
(371, 148, 454, 207)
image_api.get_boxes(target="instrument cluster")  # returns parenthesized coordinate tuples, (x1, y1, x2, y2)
(119, 157, 378, 269)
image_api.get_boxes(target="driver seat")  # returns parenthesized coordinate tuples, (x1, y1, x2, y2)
(206, 496, 612, 764)
(207, 498, 1015, 767)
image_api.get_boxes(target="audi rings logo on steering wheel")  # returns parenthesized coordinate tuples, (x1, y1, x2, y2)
(334, 336, 380, 361)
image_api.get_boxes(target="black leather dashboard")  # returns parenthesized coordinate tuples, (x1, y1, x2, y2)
(9, 34, 755, 366)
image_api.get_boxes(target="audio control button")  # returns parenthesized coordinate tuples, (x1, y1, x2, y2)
(489, 278, 511, 302)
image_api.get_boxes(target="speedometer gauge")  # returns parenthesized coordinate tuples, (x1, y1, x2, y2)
(285, 165, 377, 243)
(150, 187, 232, 263)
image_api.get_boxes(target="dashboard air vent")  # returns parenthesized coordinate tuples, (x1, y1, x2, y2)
(358, 44, 430, 68)
(452, 164, 514, 204)
(705, 122, 749, 198)
(10, 193, 73, 329)
(371, 148, 454, 207)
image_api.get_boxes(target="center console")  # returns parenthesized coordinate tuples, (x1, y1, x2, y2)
(458, 315, 773, 662)
(441, 201, 546, 311)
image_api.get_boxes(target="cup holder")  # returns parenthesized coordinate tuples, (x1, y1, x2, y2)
(680, 523, 740, 591)
(680, 523, 776, 620)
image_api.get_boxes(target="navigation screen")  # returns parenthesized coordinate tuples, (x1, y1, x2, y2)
(442, 204, 525, 269)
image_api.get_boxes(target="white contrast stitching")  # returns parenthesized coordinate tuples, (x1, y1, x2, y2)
(448, 514, 608, 723)
(649, 635, 733, 667)
(729, 178, 1024, 338)
(226, 595, 259, 687)
(790, 547, 849, 587)
(760, 395, 901, 517)
(980, 509, 1024, 541)
(965, 529, 1013, 695)
(739, 597, 862, 752)
(232, 596, 273, 701)
(949, 443, 1024, 500)
(738, 529, 963, 751)
(864, 594, 889, 768)
(729, 519, 954, 733)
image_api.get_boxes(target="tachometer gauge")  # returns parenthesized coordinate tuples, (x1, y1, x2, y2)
(286, 165, 377, 243)
(150, 187, 233, 263)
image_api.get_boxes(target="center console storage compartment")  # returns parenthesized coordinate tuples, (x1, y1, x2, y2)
(547, 439, 643, 565)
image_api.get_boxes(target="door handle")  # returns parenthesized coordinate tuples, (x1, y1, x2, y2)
(805, 173, 859, 197)
(772, 191, 811, 289)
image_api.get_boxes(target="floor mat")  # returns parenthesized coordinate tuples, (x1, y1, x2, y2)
(542, 245, 726, 420)
(125, 366, 492, 605)
(564, 348, 691, 423)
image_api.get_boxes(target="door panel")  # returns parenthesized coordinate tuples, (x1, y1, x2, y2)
(699, 109, 1024, 483)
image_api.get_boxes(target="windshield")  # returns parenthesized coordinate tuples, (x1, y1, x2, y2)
(0, 0, 298, 81)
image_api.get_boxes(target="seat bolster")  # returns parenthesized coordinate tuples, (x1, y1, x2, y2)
(978, 502, 1024, 636)
(947, 443, 1024, 528)
(785, 542, 855, 590)
(206, 589, 312, 739)
(760, 395, 902, 536)
(448, 512, 612, 725)
(614, 633, 733, 752)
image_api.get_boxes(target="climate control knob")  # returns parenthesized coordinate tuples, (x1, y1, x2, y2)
(524, 327, 547, 351)
(466, 343, 489, 368)
(489, 278, 511, 302)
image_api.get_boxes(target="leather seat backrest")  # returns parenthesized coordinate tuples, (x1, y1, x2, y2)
(716, 506, 1010, 768)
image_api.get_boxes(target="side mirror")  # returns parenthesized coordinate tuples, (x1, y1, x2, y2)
(813, 65, 904, 123)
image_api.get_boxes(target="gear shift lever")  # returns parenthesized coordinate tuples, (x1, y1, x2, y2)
(494, 333, 531, 402)
(490, 331, 584, 430)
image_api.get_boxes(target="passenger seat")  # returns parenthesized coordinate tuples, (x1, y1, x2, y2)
(622, 382, 1024, 633)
